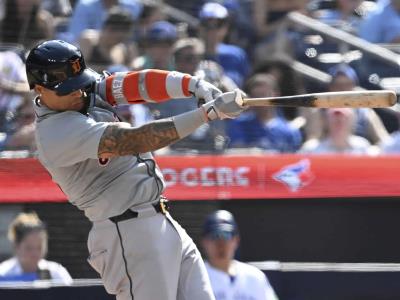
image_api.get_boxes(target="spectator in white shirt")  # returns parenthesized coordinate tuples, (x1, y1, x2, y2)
(300, 108, 377, 155)
(201, 210, 279, 300)
(0, 212, 72, 284)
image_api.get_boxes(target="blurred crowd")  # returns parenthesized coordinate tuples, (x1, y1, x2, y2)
(0, 0, 400, 156)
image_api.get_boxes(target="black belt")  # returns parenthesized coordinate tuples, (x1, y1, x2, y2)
(109, 198, 169, 224)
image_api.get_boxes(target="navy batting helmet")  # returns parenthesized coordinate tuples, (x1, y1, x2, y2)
(202, 210, 238, 240)
(25, 40, 99, 96)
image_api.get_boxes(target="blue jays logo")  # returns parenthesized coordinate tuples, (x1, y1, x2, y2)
(272, 159, 314, 192)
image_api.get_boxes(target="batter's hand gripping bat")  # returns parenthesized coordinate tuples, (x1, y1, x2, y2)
(237, 90, 397, 108)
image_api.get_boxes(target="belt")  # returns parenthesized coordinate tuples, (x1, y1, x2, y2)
(109, 198, 169, 224)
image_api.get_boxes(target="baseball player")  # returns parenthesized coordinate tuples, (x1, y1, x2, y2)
(25, 39, 245, 300)
(201, 210, 279, 300)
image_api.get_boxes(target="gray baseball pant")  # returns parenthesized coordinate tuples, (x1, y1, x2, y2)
(87, 207, 215, 300)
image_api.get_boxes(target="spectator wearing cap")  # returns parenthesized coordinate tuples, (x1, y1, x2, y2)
(201, 210, 279, 300)
(198, 2, 250, 88)
(79, 6, 137, 72)
(132, 20, 177, 70)
(65, 0, 142, 44)
(302, 64, 389, 145)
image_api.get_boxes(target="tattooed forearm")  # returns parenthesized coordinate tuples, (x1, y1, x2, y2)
(98, 119, 180, 158)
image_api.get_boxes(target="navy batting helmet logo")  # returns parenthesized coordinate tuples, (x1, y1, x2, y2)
(71, 59, 82, 75)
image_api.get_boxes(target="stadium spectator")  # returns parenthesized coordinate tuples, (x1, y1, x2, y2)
(145, 38, 226, 153)
(79, 6, 137, 72)
(226, 73, 302, 153)
(301, 64, 389, 144)
(0, 51, 30, 135)
(299, 107, 377, 154)
(252, 0, 309, 63)
(0, 212, 72, 284)
(41, 0, 72, 17)
(195, 60, 238, 93)
(380, 105, 400, 153)
(201, 210, 279, 300)
(132, 20, 177, 70)
(134, 1, 165, 45)
(358, 0, 400, 43)
(252, 59, 307, 121)
(312, 0, 364, 33)
(198, 2, 250, 87)
(2, 100, 36, 152)
(253, 0, 309, 39)
(65, 0, 142, 44)
(0, 0, 55, 49)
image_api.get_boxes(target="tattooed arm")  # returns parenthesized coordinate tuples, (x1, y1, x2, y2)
(97, 90, 242, 158)
(98, 119, 180, 158)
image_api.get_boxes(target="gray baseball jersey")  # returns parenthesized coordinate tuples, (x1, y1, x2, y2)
(34, 97, 165, 222)
(33, 69, 216, 300)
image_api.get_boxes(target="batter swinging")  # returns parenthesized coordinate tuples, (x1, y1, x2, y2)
(26, 40, 245, 300)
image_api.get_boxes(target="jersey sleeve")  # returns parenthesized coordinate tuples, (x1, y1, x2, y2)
(98, 69, 196, 106)
(36, 111, 109, 167)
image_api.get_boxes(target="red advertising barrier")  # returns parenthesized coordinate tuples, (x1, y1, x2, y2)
(0, 155, 399, 202)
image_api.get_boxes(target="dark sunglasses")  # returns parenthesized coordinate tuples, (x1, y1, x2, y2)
(175, 54, 202, 63)
(201, 19, 227, 30)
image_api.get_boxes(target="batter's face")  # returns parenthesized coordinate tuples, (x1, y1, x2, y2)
(35, 85, 86, 111)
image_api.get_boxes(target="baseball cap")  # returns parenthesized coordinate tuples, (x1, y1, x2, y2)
(328, 64, 359, 85)
(199, 2, 229, 20)
(146, 21, 177, 42)
(202, 210, 238, 240)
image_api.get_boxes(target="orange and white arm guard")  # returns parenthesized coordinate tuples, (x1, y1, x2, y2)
(97, 69, 221, 106)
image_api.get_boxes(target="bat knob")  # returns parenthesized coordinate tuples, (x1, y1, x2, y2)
(388, 90, 397, 106)
(234, 89, 246, 107)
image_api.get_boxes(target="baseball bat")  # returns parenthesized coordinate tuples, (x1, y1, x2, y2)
(238, 90, 397, 108)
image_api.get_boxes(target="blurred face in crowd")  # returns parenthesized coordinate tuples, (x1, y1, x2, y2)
(146, 40, 175, 69)
(329, 74, 356, 92)
(15, 230, 47, 273)
(35, 85, 87, 112)
(174, 46, 203, 74)
(327, 108, 355, 138)
(202, 232, 239, 268)
(337, 0, 362, 14)
(200, 18, 229, 45)
(103, 24, 133, 46)
(247, 75, 279, 119)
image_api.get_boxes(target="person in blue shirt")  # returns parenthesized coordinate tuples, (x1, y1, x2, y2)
(358, 0, 400, 43)
(65, 0, 142, 44)
(226, 73, 302, 153)
(198, 2, 250, 88)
